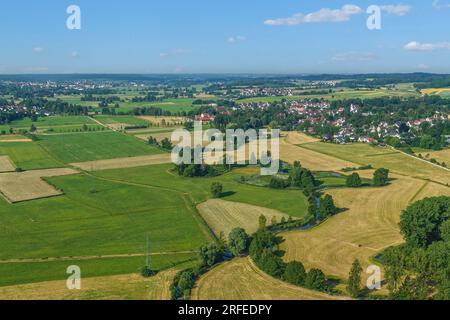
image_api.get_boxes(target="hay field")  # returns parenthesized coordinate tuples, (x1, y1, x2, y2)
(281, 177, 450, 282)
(280, 138, 357, 171)
(419, 149, 449, 166)
(0, 270, 177, 300)
(197, 199, 289, 237)
(0, 156, 15, 172)
(301, 142, 450, 185)
(136, 131, 174, 143)
(191, 258, 349, 300)
(138, 116, 186, 127)
(283, 132, 320, 145)
(70, 154, 172, 171)
(421, 88, 450, 95)
(0, 168, 79, 203)
(0, 135, 31, 142)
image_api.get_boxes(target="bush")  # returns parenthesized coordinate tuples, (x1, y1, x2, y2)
(228, 228, 249, 257)
(141, 266, 157, 278)
(346, 173, 362, 187)
(210, 182, 223, 198)
(305, 268, 328, 292)
(283, 261, 306, 286)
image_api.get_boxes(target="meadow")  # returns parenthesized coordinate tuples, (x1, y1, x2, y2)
(0, 142, 63, 170)
(94, 164, 310, 218)
(37, 131, 163, 163)
(0, 116, 94, 134)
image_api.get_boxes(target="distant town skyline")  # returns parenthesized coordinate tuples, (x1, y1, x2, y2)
(1, 0, 450, 74)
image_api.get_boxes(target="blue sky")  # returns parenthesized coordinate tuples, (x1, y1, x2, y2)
(0, 0, 449, 74)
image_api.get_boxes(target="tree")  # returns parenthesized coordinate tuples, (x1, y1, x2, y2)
(199, 243, 223, 267)
(258, 215, 267, 231)
(141, 266, 156, 278)
(30, 124, 37, 132)
(440, 220, 450, 243)
(305, 268, 328, 292)
(210, 182, 223, 198)
(400, 197, 450, 247)
(257, 249, 285, 278)
(283, 261, 306, 286)
(228, 228, 249, 257)
(346, 173, 362, 187)
(347, 259, 363, 298)
(319, 195, 338, 219)
(373, 168, 389, 186)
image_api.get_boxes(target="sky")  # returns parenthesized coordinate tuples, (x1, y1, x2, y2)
(0, 0, 449, 74)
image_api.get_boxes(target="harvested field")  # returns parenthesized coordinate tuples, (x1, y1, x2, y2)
(136, 132, 173, 143)
(280, 176, 450, 282)
(283, 132, 320, 145)
(70, 154, 172, 171)
(138, 116, 186, 127)
(280, 138, 357, 171)
(0, 135, 32, 142)
(0, 270, 177, 300)
(419, 149, 450, 167)
(191, 257, 349, 300)
(0, 168, 79, 203)
(197, 199, 290, 237)
(0, 156, 15, 172)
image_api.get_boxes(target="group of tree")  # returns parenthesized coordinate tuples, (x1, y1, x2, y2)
(381, 196, 450, 300)
(148, 136, 173, 151)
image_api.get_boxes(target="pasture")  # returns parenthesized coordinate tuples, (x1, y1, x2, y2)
(191, 258, 348, 300)
(0, 142, 62, 170)
(197, 199, 290, 237)
(37, 131, 162, 163)
(94, 164, 310, 218)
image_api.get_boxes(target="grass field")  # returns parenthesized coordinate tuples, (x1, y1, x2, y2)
(37, 131, 162, 163)
(0, 253, 196, 288)
(299, 142, 450, 185)
(0, 172, 209, 261)
(191, 257, 349, 300)
(197, 199, 290, 237)
(0, 116, 95, 134)
(94, 164, 310, 218)
(0, 142, 62, 170)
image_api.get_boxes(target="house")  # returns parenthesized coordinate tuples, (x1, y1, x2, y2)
(195, 113, 215, 124)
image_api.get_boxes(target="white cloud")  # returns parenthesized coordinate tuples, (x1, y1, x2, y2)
(432, 0, 450, 9)
(404, 41, 450, 51)
(228, 36, 247, 43)
(332, 52, 377, 62)
(417, 64, 429, 69)
(380, 4, 411, 16)
(33, 47, 44, 53)
(70, 51, 79, 58)
(264, 4, 362, 26)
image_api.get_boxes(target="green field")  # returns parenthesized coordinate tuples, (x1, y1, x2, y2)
(0, 142, 62, 170)
(37, 131, 163, 163)
(0, 253, 196, 287)
(0, 116, 94, 133)
(93, 115, 149, 127)
(95, 165, 310, 218)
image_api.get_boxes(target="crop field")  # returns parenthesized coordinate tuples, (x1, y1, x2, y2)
(417, 148, 450, 167)
(283, 132, 320, 145)
(95, 164, 310, 218)
(0, 116, 95, 134)
(0, 262, 194, 300)
(197, 199, 290, 237)
(71, 154, 172, 171)
(0, 156, 15, 172)
(299, 142, 450, 185)
(421, 87, 450, 96)
(138, 116, 186, 127)
(192, 258, 349, 300)
(0, 142, 62, 170)
(37, 131, 162, 163)
(280, 138, 357, 171)
(0, 168, 79, 203)
(281, 176, 450, 282)
(0, 135, 31, 142)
